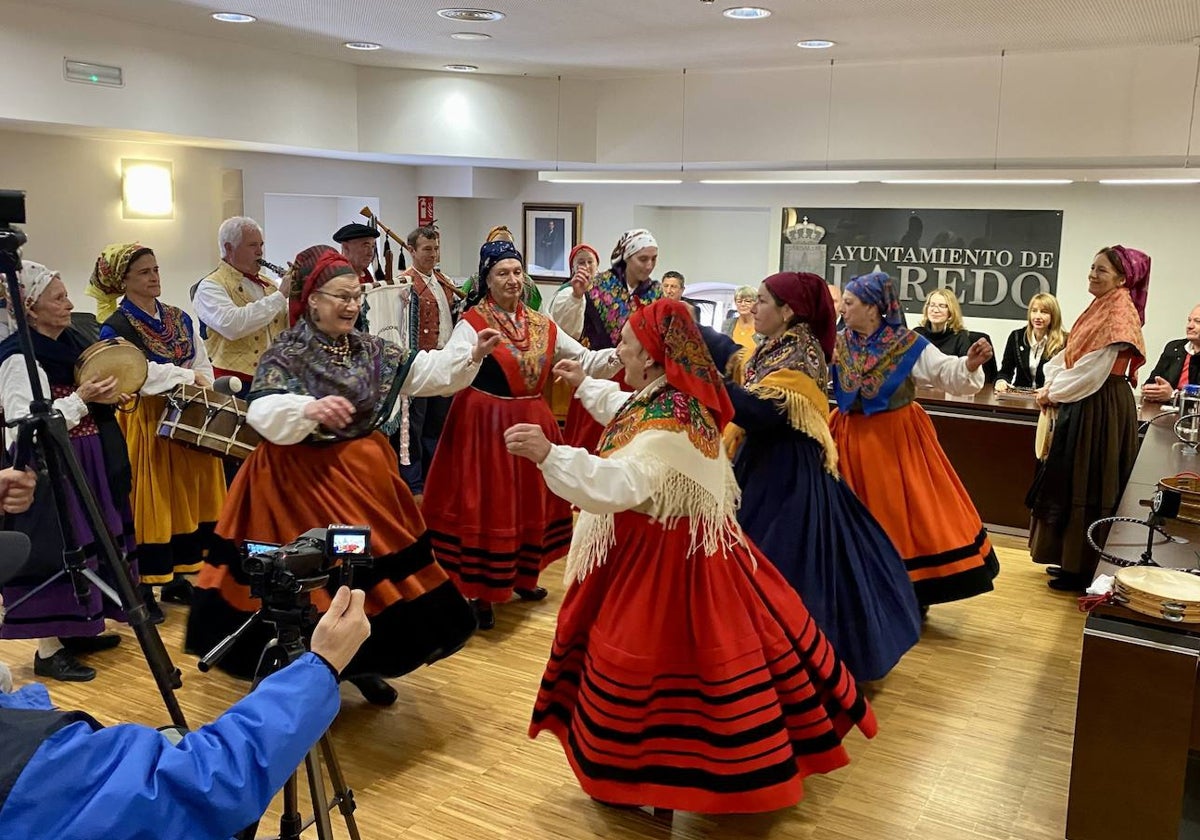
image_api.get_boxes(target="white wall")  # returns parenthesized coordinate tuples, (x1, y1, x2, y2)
(0, 130, 415, 312)
(455, 175, 1200, 366)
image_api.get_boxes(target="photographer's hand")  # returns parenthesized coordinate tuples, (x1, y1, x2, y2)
(0, 467, 36, 514)
(310, 586, 371, 674)
(303, 395, 355, 430)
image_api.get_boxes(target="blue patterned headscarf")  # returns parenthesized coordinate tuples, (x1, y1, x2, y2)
(833, 271, 926, 416)
(470, 240, 524, 306)
(844, 271, 905, 327)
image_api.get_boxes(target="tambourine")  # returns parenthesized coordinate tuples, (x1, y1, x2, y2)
(1112, 566, 1200, 623)
(74, 338, 148, 395)
(1034, 406, 1057, 460)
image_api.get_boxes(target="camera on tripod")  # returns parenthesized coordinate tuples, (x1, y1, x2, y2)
(242, 525, 372, 609)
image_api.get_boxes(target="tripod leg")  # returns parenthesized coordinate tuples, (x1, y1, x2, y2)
(304, 746, 335, 840)
(277, 772, 303, 840)
(319, 735, 361, 840)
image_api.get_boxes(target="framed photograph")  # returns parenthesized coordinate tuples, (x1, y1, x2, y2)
(523, 203, 582, 282)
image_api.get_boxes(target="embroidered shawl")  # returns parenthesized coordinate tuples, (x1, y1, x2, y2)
(581, 267, 661, 349)
(118, 298, 196, 366)
(1062, 285, 1147, 383)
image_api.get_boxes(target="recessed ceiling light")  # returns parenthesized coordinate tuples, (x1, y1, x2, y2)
(344, 41, 382, 51)
(722, 6, 771, 19)
(450, 32, 492, 41)
(444, 64, 479, 72)
(211, 12, 256, 23)
(437, 8, 505, 22)
(797, 39, 836, 49)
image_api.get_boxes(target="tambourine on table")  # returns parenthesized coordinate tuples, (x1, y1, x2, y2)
(156, 383, 260, 461)
(74, 337, 148, 395)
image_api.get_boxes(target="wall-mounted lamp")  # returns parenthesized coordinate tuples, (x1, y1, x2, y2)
(121, 159, 174, 219)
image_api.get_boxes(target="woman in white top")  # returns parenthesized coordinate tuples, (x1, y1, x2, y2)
(994, 292, 1067, 391)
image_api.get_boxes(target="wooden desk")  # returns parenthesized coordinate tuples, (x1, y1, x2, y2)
(1067, 413, 1200, 840)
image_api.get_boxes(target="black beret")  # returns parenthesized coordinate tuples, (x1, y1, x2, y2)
(332, 223, 380, 243)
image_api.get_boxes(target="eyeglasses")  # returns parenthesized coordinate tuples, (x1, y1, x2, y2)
(926, 302, 950, 310)
(315, 290, 363, 306)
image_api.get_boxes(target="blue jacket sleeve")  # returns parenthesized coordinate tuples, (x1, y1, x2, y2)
(726, 382, 789, 433)
(0, 652, 340, 840)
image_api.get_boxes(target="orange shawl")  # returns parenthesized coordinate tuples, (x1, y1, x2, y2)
(1063, 286, 1146, 383)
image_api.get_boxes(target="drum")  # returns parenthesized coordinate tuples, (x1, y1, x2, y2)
(1112, 566, 1200, 623)
(74, 338, 148, 395)
(157, 384, 260, 460)
(1035, 406, 1057, 460)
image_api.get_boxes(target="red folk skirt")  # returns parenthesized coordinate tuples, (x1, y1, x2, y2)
(184, 432, 475, 679)
(530, 511, 877, 814)
(423, 387, 573, 603)
(829, 402, 999, 606)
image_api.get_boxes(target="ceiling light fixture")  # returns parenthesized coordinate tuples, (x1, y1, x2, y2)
(344, 42, 382, 50)
(722, 7, 771, 19)
(797, 39, 836, 49)
(437, 8, 506, 22)
(881, 179, 1073, 186)
(699, 178, 860, 184)
(211, 12, 256, 23)
(543, 178, 683, 184)
(1097, 178, 1200, 185)
(450, 32, 492, 41)
(444, 64, 479, 72)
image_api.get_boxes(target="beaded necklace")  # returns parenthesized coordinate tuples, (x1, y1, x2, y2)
(483, 295, 530, 350)
(321, 333, 352, 364)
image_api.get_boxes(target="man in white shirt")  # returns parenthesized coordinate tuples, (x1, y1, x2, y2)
(1142, 303, 1200, 403)
(192, 217, 289, 383)
(395, 225, 461, 500)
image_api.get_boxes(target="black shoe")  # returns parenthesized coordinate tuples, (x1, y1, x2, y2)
(1048, 575, 1087, 592)
(473, 599, 496, 630)
(514, 586, 548, 602)
(59, 634, 121, 654)
(349, 675, 398, 706)
(160, 578, 194, 605)
(1046, 565, 1065, 577)
(919, 604, 930, 621)
(34, 649, 96, 682)
(139, 584, 165, 625)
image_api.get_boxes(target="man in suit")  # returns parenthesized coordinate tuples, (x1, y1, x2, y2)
(1142, 303, 1200, 403)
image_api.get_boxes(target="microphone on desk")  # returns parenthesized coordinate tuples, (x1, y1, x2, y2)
(212, 375, 245, 397)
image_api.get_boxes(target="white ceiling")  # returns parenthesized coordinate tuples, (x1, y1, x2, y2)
(30, 0, 1200, 78)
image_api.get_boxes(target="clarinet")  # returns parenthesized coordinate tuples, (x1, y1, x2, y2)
(256, 258, 288, 277)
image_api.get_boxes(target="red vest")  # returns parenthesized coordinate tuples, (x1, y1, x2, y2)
(397, 267, 458, 351)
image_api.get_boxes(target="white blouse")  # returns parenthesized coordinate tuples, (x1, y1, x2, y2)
(1042, 344, 1128, 405)
(545, 286, 585, 340)
(0, 356, 88, 429)
(911, 343, 985, 395)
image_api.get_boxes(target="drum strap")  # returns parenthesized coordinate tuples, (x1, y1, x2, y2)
(371, 350, 418, 434)
(102, 312, 149, 356)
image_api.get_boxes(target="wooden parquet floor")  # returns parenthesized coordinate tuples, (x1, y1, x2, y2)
(0, 534, 1085, 839)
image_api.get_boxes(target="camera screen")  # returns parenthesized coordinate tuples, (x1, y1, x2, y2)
(330, 532, 367, 555)
(244, 540, 281, 556)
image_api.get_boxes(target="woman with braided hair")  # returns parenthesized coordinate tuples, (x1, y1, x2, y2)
(185, 245, 500, 705)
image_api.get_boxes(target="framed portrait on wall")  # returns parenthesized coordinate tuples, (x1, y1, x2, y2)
(523, 203, 582, 282)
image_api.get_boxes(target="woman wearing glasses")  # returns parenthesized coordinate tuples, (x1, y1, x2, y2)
(186, 245, 501, 706)
(913, 289, 997, 382)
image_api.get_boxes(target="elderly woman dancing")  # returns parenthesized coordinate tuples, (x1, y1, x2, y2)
(423, 240, 620, 630)
(510, 299, 876, 814)
(0, 262, 137, 681)
(830, 272, 999, 611)
(185, 245, 500, 705)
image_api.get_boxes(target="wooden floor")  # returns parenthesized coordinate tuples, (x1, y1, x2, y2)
(0, 534, 1085, 839)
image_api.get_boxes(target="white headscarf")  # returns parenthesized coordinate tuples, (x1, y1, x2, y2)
(611, 229, 658, 266)
(21, 260, 60, 307)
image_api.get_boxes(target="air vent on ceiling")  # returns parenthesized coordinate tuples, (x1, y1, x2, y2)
(436, 8, 506, 23)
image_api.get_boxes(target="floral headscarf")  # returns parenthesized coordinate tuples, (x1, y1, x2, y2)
(834, 272, 925, 416)
(627, 299, 733, 431)
(87, 242, 145, 322)
(288, 245, 358, 326)
(468, 240, 524, 307)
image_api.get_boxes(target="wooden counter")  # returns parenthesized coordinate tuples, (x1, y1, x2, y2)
(1066, 411, 1200, 840)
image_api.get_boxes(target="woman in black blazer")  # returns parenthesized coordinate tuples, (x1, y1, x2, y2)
(995, 292, 1067, 390)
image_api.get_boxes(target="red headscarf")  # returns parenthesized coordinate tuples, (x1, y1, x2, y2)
(762, 271, 837, 359)
(288, 245, 358, 325)
(569, 243, 599, 270)
(627, 299, 734, 432)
